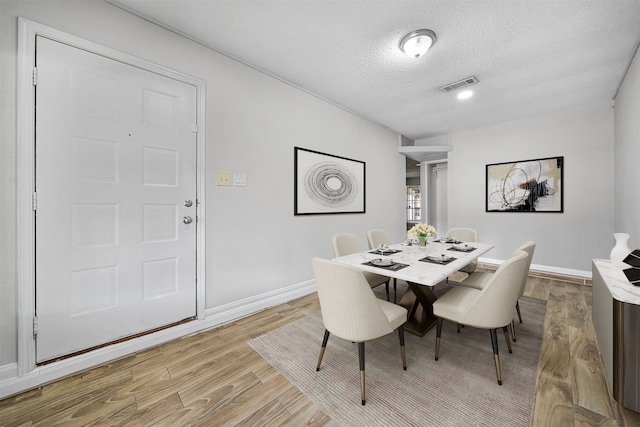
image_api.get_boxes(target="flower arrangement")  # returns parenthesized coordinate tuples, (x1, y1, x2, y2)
(408, 223, 437, 238)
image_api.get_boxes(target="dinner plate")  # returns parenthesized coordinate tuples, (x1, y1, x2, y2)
(371, 258, 394, 267)
(426, 255, 453, 262)
(453, 244, 472, 250)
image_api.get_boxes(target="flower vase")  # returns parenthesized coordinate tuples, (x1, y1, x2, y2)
(610, 233, 631, 267)
(418, 236, 427, 247)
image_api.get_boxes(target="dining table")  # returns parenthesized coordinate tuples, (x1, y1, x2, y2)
(332, 239, 495, 336)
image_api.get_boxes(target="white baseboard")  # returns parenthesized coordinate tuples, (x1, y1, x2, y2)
(0, 363, 17, 383)
(204, 279, 316, 324)
(478, 257, 592, 279)
(0, 280, 316, 400)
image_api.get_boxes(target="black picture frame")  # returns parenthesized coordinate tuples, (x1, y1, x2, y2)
(486, 156, 564, 212)
(294, 147, 365, 215)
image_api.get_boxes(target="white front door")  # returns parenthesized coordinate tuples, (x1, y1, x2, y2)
(35, 36, 198, 363)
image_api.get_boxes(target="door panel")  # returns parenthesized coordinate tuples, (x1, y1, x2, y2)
(35, 36, 197, 363)
(435, 168, 448, 236)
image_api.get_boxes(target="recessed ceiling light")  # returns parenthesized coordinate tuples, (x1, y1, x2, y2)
(457, 90, 473, 100)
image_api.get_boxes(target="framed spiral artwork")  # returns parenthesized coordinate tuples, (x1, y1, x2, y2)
(294, 147, 365, 215)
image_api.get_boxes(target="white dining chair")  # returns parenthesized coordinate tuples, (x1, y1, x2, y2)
(458, 241, 536, 342)
(312, 257, 408, 405)
(446, 227, 479, 274)
(332, 233, 391, 300)
(367, 229, 398, 302)
(433, 250, 529, 385)
(367, 229, 392, 249)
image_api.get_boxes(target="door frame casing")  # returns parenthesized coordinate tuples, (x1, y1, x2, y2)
(16, 18, 206, 377)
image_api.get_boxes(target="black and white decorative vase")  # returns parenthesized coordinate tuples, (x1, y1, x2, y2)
(610, 233, 631, 267)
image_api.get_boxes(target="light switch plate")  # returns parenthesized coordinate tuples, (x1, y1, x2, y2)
(217, 172, 231, 186)
(233, 172, 247, 186)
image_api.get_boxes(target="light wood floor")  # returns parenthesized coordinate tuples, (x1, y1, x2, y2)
(1, 274, 639, 426)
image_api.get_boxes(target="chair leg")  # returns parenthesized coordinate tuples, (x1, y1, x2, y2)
(393, 278, 397, 303)
(511, 319, 517, 342)
(398, 326, 407, 370)
(490, 329, 502, 385)
(385, 281, 390, 301)
(502, 326, 512, 353)
(358, 342, 366, 405)
(457, 323, 461, 333)
(516, 300, 522, 323)
(435, 318, 443, 361)
(316, 329, 330, 371)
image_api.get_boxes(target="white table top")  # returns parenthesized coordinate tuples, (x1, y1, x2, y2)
(593, 259, 640, 305)
(332, 241, 495, 287)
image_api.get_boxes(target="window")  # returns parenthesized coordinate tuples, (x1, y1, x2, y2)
(406, 185, 421, 225)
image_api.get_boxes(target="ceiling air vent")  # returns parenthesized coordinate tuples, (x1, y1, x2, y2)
(439, 76, 479, 92)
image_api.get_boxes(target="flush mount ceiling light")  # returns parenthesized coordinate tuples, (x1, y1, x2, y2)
(400, 29, 436, 59)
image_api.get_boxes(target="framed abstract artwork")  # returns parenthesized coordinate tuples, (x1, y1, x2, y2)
(486, 156, 563, 212)
(294, 147, 365, 215)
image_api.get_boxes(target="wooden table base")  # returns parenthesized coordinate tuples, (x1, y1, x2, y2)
(398, 282, 439, 337)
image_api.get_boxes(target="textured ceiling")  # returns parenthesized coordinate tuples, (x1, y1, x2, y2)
(111, 0, 640, 141)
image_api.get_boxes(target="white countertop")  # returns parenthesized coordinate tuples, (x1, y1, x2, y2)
(593, 259, 640, 305)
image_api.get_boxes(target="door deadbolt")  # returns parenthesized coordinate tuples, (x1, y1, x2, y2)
(183, 216, 193, 224)
(184, 199, 193, 207)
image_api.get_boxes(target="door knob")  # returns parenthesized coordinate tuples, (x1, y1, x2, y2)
(183, 216, 193, 224)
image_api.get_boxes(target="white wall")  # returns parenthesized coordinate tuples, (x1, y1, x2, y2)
(448, 102, 615, 274)
(204, 50, 406, 307)
(614, 48, 640, 249)
(0, 0, 405, 369)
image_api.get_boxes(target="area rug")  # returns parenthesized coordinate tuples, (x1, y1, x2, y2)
(249, 297, 546, 427)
